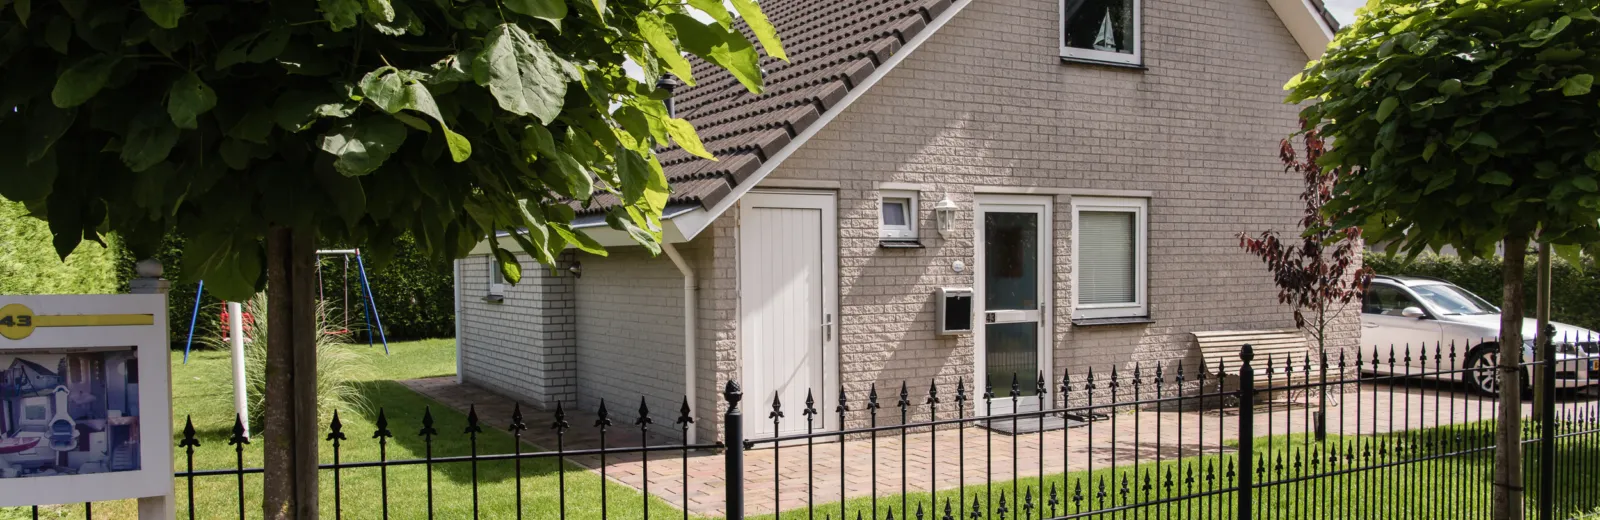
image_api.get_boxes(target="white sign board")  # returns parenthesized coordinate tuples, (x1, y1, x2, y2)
(0, 295, 174, 515)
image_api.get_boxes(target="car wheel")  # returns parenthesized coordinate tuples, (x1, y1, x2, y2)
(1463, 344, 1529, 397)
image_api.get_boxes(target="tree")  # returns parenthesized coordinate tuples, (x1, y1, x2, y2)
(0, 0, 785, 516)
(1285, 1, 1600, 517)
(1238, 130, 1373, 442)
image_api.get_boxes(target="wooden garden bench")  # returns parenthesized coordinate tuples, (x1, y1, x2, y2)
(1193, 329, 1319, 392)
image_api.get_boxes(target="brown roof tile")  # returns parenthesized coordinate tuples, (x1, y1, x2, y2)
(581, 0, 949, 215)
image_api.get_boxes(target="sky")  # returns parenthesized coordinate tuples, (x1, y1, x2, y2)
(1322, 0, 1363, 24)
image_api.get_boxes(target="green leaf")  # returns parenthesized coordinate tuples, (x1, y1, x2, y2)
(318, 115, 409, 176)
(404, 82, 471, 162)
(44, 15, 70, 54)
(215, 27, 292, 70)
(273, 88, 358, 132)
(637, 14, 694, 85)
(25, 103, 75, 164)
(50, 54, 119, 108)
(1375, 96, 1399, 123)
(1554, 243, 1583, 269)
(1586, 150, 1600, 172)
(1468, 131, 1498, 149)
(366, 0, 395, 22)
(319, 0, 364, 31)
(1437, 78, 1463, 95)
(664, 117, 715, 160)
(1572, 176, 1599, 192)
(1422, 140, 1438, 162)
(0, 119, 56, 201)
(667, 14, 763, 93)
(492, 247, 523, 285)
(504, 0, 566, 29)
(1562, 74, 1593, 96)
(606, 207, 660, 254)
(474, 24, 570, 125)
(589, 0, 604, 19)
(139, 0, 185, 29)
(13, 0, 28, 26)
(167, 72, 217, 129)
(121, 110, 180, 172)
(359, 66, 407, 113)
(686, 0, 731, 25)
(728, 0, 786, 61)
(1477, 171, 1513, 185)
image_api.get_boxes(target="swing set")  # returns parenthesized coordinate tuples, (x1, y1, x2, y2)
(182, 249, 390, 363)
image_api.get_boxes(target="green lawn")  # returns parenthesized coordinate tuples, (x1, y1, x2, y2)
(3, 339, 696, 520)
(749, 424, 1600, 520)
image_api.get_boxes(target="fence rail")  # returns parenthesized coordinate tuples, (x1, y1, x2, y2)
(6, 344, 1598, 520)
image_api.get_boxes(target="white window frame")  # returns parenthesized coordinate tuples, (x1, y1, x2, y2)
(1070, 196, 1148, 319)
(879, 190, 919, 240)
(1059, 0, 1142, 66)
(487, 255, 507, 298)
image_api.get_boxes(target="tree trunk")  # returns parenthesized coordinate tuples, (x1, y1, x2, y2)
(1314, 309, 1327, 442)
(1494, 235, 1527, 520)
(263, 227, 320, 519)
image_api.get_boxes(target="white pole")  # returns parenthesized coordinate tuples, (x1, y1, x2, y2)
(228, 301, 250, 438)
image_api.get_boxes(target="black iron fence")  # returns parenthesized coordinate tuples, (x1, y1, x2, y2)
(7, 344, 1599, 520)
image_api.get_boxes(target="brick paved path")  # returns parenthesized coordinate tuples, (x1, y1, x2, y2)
(403, 377, 1597, 517)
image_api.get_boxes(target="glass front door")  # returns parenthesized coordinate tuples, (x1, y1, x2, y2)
(976, 200, 1049, 415)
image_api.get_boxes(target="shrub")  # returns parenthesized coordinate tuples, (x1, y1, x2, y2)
(1, 197, 120, 295)
(200, 293, 372, 428)
(1365, 253, 1600, 332)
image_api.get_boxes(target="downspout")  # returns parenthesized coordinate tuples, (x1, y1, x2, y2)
(454, 258, 464, 384)
(660, 242, 698, 444)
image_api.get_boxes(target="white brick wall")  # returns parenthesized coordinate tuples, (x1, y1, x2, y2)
(574, 247, 688, 426)
(457, 252, 576, 409)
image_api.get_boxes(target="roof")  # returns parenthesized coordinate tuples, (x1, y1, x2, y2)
(579, 0, 1340, 236)
(1372, 275, 1452, 287)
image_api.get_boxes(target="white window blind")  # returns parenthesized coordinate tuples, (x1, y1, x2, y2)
(1077, 211, 1135, 305)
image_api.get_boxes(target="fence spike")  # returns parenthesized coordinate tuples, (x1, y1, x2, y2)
(1035, 371, 1047, 397)
(180, 416, 201, 448)
(229, 414, 250, 446)
(552, 401, 570, 433)
(373, 408, 392, 439)
(1155, 364, 1164, 385)
(996, 491, 1009, 520)
(510, 403, 528, 433)
(804, 389, 819, 418)
(419, 407, 438, 438)
(327, 410, 347, 443)
(927, 379, 940, 405)
(955, 378, 967, 404)
(464, 405, 483, 435)
(837, 384, 850, 413)
(917, 502, 925, 520)
(1010, 372, 1021, 398)
(637, 396, 653, 427)
(898, 381, 911, 411)
(1132, 363, 1143, 387)
(1085, 367, 1096, 392)
(678, 397, 695, 426)
(1048, 482, 1060, 510)
(770, 392, 784, 420)
(887, 507, 896, 520)
(983, 378, 995, 400)
(868, 383, 881, 411)
(944, 499, 956, 520)
(1022, 487, 1035, 518)
(970, 494, 984, 520)
(595, 400, 612, 429)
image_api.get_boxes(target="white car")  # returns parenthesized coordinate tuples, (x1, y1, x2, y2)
(1361, 275, 1600, 396)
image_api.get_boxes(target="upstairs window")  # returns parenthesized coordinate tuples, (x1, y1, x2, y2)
(1061, 0, 1141, 66)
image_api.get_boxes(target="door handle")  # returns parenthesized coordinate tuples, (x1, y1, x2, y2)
(822, 313, 833, 342)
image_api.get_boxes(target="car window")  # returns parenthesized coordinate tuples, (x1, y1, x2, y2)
(1411, 284, 1498, 315)
(1363, 284, 1423, 316)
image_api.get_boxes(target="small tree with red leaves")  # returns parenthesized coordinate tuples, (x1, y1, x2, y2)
(1239, 129, 1374, 438)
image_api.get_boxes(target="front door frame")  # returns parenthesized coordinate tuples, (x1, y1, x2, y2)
(973, 194, 1054, 416)
(737, 190, 840, 435)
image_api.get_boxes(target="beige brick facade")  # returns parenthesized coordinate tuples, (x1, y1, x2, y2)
(458, 0, 1358, 435)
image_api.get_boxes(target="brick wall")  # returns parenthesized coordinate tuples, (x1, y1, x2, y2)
(457, 251, 576, 409)
(734, 0, 1360, 426)
(573, 247, 689, 427)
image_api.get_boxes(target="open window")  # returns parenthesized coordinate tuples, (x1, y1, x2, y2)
(879, 190, 919, 241)
(1071, 197, 1148, 319)
(1061, 0, 1141, 66)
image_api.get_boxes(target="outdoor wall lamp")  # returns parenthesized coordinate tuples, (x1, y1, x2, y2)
(933, 194, 959, 237)
(569, 261, 583, 278)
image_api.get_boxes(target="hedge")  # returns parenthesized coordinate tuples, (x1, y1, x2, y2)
(117, 233, 455, 344)
(1365, 253, 1600, 333)
(1, 197, 120, 295)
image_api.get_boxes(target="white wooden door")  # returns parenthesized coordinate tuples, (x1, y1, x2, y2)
(739, 191, 838, 437)
(974, 196, 1052, 416)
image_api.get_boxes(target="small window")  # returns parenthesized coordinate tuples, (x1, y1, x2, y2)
(880, 191, 918, 240)
(487, 256, 507, 298)
(1072, 197, 1148, 319)
(1061, 0, 1141, 65)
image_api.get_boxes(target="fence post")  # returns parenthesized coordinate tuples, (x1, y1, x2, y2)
(725, 381, 745, 520)
(1236, 345, 1256, 520)
(1538, 338, 1556, 520)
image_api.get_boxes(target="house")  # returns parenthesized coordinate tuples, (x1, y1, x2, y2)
(453, 0, 1353, 441)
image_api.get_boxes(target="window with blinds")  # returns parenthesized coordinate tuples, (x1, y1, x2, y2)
(1072, 197, 1147, 319)
(1078, 211, 1135, 304)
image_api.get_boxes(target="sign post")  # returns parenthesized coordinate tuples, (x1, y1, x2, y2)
(0, 264, 175, 518)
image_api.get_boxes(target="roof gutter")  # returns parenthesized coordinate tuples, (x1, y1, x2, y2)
(670, 0, 976, 241)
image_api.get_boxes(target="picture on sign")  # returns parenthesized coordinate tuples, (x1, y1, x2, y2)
(0, 348, 142, 479)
